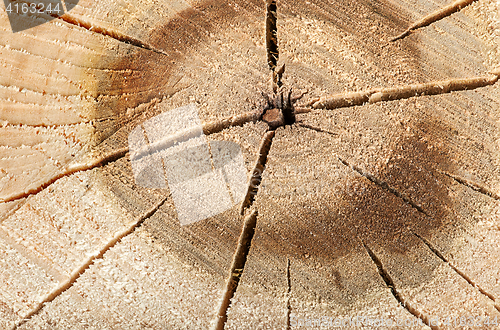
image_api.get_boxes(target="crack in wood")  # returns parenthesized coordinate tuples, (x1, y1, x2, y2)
(266, 0, 279, 72)
(0, 147, 128, 203)
(362, 241, 436, 329)
(4, 105, 266, 206)
(310, 75, 499, 110)
(57, 14, 170, 57)
(202, 110, 263, 136)
(338, 157, 428, 216)
(298, 123, 338, 136)
(130, 110, 265, 163)
(4, 0, 499, 326)
(438, 170, 500, 201)
(2, 107, 265, 204)
(266, 0, 285, 92)
(412, 231, 499, 311)
(240, 130, 275, 215)
(11, 196, 169, 330)
(391, 0, 479, 42)
(213, 209, 258, 330)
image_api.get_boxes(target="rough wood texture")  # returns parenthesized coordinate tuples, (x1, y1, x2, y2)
(1, 0, 499, 329)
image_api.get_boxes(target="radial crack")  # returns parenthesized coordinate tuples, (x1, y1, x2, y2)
(438, 170, 500, 201)
(58, 14, 169, 57)
(2, 109, 267, 204)
(266, 0, 279, 71)
(1, 147, 129, 203)
(202, 110, 263, 136)
(391, 0, 478, 41)
(362, 242, 436, 329)
(266, 0, 284, 92)
(240, 130, 275, 215)
(213, 209, 258, 330)
(311, 75, 499, 110)
(130, 110, 265, 163)
(338, 157, 427, 216)
(309, 90, 373, 110)
(12, 196, 169, 330)
(298, 123, 338, 136)
(412, 231, 499, 310)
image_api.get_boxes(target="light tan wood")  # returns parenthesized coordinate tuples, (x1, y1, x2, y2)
(1, 0, 499, 329)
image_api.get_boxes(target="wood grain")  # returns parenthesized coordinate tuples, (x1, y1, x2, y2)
(1, 0, 499, 329)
